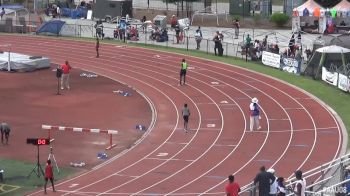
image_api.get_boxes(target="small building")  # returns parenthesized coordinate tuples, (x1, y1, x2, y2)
(93, 0, 132, 19)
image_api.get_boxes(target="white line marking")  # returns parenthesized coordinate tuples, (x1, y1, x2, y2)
(156, 153, 168, 157)
(69, 184, 79, 188)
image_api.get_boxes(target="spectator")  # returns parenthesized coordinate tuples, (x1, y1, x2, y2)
(262, 36, 268, 49)
(340, 20, 346, 26)
(225, 174, 240, 196)
(170, 15, 177, 30)
(141, 16, 147, 33)
(233, 19, 240, 39)
(292, 170, 306, 196)
(44, 160, 56, 194)
(295, 48, 302, 74)
(0, 122, 10, 145)
(345, 166, 350, 195)
(254, 166, 276, 196)
(245, 34, 252, 48)
(213, 31, 220, 56)
(249, 97, 261, 131)
(175, 25, 181, 44)
(195, 26, 202, 50)
(61, 60, 72, 90)
(0, 8, 5, 19)
(276, 177, 286, 196)
(267, 168, 278, 196)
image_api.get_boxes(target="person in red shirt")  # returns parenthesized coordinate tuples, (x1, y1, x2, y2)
(225, 174, 240, 196)
(61, 60, 72, 90)
(44, 159, 55, 194)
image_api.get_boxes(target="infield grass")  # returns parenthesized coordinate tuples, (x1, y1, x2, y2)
(0, 158, 77, 196)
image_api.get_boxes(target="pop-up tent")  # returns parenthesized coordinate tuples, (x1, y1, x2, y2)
(306, 45, 350, 78)
(36, 20, 66, 35)
(331, 0, 350, 31)
(292, 0, 325, 33)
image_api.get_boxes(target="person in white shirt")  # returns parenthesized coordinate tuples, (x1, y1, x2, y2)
(267, 168, 278, 196)
(293, 170, 306, 196)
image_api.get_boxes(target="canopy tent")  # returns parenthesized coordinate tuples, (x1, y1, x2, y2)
(332, 0, 350, 12)
(293, 0, 324, 17)
(292, 0, 325, 34)
(305, 45, 350, 78)
(36, 20, 65, 35)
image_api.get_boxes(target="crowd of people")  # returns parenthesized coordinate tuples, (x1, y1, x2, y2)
(225, 166, 306, 196)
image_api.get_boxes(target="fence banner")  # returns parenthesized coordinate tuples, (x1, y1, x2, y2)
(281, 57, 298, 74)
(338, 73, 349, 92)
(262, 51, 281, 69)
(322, 67, 338, 86)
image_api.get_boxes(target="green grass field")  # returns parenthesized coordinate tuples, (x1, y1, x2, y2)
(0, 159, 78, 195)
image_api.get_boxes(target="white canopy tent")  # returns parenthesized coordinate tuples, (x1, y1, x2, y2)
(292, 0, 325, 33)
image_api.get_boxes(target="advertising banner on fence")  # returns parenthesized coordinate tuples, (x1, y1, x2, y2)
(322, 67, 338, 86)
(281, 57, 298, 74)
(262, 51, 281, 69)
(338, 73, 350, 92)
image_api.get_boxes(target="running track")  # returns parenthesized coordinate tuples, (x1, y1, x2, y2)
(1, 35, 345, 195)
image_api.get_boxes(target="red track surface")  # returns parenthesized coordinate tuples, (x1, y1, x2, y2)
(1, 35, 344, 195)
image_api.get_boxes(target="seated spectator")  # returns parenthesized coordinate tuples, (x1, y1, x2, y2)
(340, 20, 346, 26)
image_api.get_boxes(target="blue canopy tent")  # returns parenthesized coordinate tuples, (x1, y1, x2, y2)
(36, 20, 65, 35)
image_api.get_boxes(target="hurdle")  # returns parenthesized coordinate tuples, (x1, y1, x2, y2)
(41, 125, 118, 150)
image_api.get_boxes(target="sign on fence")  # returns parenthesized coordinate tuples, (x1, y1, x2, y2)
(262, 51, 281, 68)
(281, 57, 298, 74)
(322, 67, 338, 86)
(338, 73, 350, 92)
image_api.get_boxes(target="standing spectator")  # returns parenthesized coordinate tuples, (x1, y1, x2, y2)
(141, 16, 147, 33)
(195, 26, 202, 50)
(170, 15, 177, 30)
(182, 103, 190, 132)
(56, 6, 60, 19)
(225, 174, 241, 196)
(96, 37, 100, 58)
(213, 31, 221, 56)
(44, 160, 56, 194)
(249, 97, 261, 131)
(254, 166, 276, 196)
(175, 24, 181, 44)
(262, 35, 268, 49)
(61, 60, 72, 90)
(293, 170, 306, 196)
(245, 34, 252, 49)
(180, 58, 188, 85)
(233, 19, 240, 39)
(295, 48, 302, 74)
(276, 177, 286, 196)
(267, 168, 278, 196)
(0, 8, 5, 19)
(0, 122, 10, 145)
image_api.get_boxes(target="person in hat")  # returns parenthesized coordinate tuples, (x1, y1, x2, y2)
(249, 97, 261, 131)
(267, 168, 278, 196)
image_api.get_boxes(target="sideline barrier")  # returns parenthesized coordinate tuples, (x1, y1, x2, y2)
(41, 124, 118, 150)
